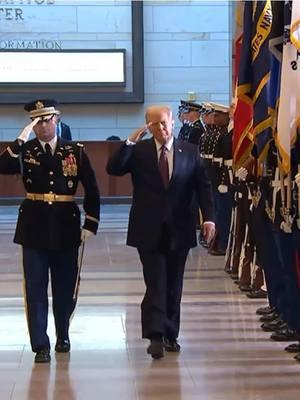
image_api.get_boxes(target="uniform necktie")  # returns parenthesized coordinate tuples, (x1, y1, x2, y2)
(158, 145, 169, 188)
(45, 143, 52, 156)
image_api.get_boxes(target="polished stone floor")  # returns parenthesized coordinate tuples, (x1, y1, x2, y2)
(0, 205, 300, 400)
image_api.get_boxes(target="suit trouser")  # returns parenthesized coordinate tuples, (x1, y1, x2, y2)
(138, 246, 189, 340)
(22, 247, 79, 352)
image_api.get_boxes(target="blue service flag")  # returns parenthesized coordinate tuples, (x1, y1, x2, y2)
(251, 1, 273, 162)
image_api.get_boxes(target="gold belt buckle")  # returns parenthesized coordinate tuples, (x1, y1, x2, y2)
(43, 193, 56, 202)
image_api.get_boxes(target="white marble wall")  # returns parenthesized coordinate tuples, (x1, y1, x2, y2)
(0, 0, 232, 141)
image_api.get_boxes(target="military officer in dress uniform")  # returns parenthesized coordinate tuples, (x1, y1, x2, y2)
(266, 133, 300, 345)
(177, 101, 191, 141)
(0, 99, 100, 363)
(199, 102, 232, 255)
(177, 100, 206, 145)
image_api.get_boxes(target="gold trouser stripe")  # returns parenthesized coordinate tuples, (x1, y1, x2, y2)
(26, 193, 74, 202)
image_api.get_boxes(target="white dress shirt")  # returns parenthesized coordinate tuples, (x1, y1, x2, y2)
(39, 135, 57, 155)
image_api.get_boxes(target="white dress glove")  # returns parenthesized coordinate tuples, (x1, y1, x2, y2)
(295, 172, 300, 188)
(18, 118, 40, 143)
(81, 229, 94, 242)
(235, 167, 248, 181)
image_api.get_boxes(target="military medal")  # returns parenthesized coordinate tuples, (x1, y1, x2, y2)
(62, 154, 77, 176)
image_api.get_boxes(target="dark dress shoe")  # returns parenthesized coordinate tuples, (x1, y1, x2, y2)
(270, 328, 299, 342)
(55, 339, 70, 353)
(259, 312, 279, 322)
(147, 340, 164, 359)
(239, 285, 252, 292)
(261, 320, 286, 332)
(256, 305, 275, 315)
(230, 274, 239, 281)
(266, 318, 286, 329)
(294, 353, 300, 362)
(285, 342, 300, 353)
(246, 289, 267, 299)
(35, 348, 51, 363)
(164, 338, 181, 352)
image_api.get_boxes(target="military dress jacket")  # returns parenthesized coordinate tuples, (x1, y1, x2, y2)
(0, 137, 100, 250)
(178, 119, 205, 146)
(212, 127, 233, 189)
(106, 138, 214, 251)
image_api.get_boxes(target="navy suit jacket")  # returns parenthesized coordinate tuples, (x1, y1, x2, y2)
(107, 137, 214, 251)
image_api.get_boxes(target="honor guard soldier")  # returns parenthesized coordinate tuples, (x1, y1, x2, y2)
(0, 99, 100, 363)
(177, 100, 206, 145)
(199, 102, 232, 255)
(266, 133, 300, 345)
(177, 101, 191, 142)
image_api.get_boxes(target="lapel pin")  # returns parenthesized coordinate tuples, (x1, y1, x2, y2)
(178, 148, 182, 152)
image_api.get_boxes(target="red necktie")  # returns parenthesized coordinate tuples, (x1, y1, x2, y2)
(158, 145, 169, 188)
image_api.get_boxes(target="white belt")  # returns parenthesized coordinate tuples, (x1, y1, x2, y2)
(224, 160, 233, 167)
(212, 157, 222, 165)
(272, 177, 289, 187)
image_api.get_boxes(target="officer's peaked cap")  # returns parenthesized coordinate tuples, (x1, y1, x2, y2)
(179, 100, 203, 112)
(201, 102, 214, 113)
(24, 99, 60, 119)
(209, 102, 230, 113)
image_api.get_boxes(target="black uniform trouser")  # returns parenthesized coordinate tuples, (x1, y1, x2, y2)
(212, 188, 233, 251)
(252, 195, 285, 310)
(273, 229, 300, 332)
(22, 246, 79, 352)
(137, 229, 189, 340)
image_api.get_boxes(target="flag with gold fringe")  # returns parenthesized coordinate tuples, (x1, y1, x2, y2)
(251, 0, 273, 164)
(276, 0, 300, 174)
(233, 1, 253, 170)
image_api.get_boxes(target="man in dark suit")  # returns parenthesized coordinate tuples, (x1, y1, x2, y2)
(106, 105, 215, 359)
(0, 99, 100, 363)
(56, 111, 72, 140)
